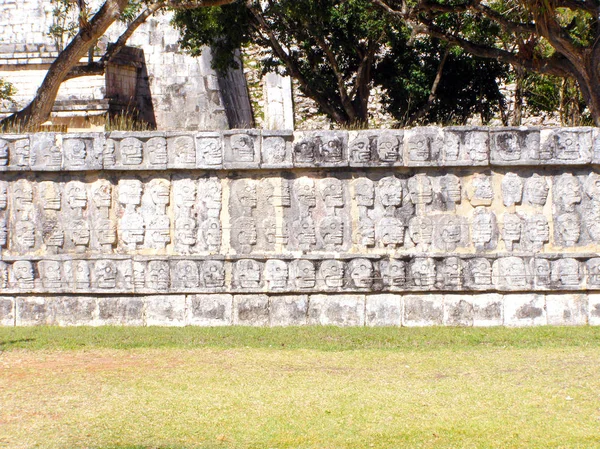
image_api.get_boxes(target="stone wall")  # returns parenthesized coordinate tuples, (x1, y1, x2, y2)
(1, 126, 600, 327)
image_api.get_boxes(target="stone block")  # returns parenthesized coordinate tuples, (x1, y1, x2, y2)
(403, 294, 443, 327)
(145, 295, 186, 326)
(165, 132, 198, 169)
(442, 127, 489, 166)
(403, 127, 444, 167)
(52, 296, 96, 326)
(61, 133, 104, 171)
(187, 294, 233, 326)
(16, 297, 51, 326)
(261, 131, 294, 168)
(292, 131, 348, 167)
(471, 294, 503, 327)
(30, 133, 61, 171)
(348, 130, 403, 167)
(105, 132, 168, 170)
(443, 295, 474, 326)
(539, 128, 592, 164)
(270, 295, 308, 326)
(588, 294, 600, 326)
(545, 293, 588, 326)
(365, 294, 401, 326)
(97, 297, 145, 326)
(223, 130, 261, 169)
(233, 294, 270, 326)
(308, 294, 365, 326)
(0, 297, 15, 326)
(503, 294, 546, 327)
(489, 127, 541, 165)
(195, 132, 223, 169)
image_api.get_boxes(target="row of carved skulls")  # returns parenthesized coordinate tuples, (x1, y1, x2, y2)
(4, 256, 597, 292)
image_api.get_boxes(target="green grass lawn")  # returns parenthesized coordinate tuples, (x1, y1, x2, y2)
(1, 326, 600, 449)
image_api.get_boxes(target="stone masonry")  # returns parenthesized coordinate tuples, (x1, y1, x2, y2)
(1, 126, 600, 327)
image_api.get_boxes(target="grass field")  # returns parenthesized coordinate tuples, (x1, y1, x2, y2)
(1, 326, 600, 449)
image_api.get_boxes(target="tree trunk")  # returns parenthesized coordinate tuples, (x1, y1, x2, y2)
(511, 68, 523, 126)
(0, 0, 130, 131)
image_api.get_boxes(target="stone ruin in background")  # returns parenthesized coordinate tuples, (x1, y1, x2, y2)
(0, 126, 600, 327)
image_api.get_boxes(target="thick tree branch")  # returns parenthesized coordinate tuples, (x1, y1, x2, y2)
(246, 2, 349, 123)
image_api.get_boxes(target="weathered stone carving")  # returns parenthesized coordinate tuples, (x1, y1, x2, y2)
(172, 261, 199, 289)
(555, 173, 582, 213)
(147, 137, 168, 167)
(262, 136, 287, 165)
(196, 136, 222, 167)
(524, 174, 549, 206)
(146, 260, 170, 291)
(64, 139, 86, 168)
(40, 260, 62, 289)
(171, 136, 197, 167)
(405, 128, 442, 163)
(408, 174, 434, 206)
(410, 258, 436, 288)
(440, 174, 462, 206)
(319, 259, 345, 289)
(501, 173, 523, 207)
(467, 258, 492, 288)
(319, 216, 344, 248)
(378, 176, 403, 210)
(232, 217, 258, 254)
(493, 257, 528, 290)
(552, 258, 581, 287)
(235, 259, 262, 289)
(65, 260, 90, 290)
(501, 213, 522, 251)
(348, 258, 374, 289)
(586, 258, 600, 288)
(319, 178, 345, 210)
(349, 136, 371, 164)
(377, 132, 402, 163)
(438, 256, 462, 289)
(0, 139, 8, 166)
(531, 258, 551, 288)
(408, 216, 433, 250)
(555, 212, 581, 246)
(522, 214, 549, 251)
(471, 207, 497, 250)
(13, 261, 34, 289)
(377, 216, 405, 248)
(202, 260, 225, 288)
(0, 181, 7, 209)
(467, 174, 493, 206)
(434, 215, 464, 251)
(265, 260, 289, 290)
(380, 259, 406, 288)
(291, 260, 316, 290)
(120, 137, 144, 166)
(295, 216, 317, 250)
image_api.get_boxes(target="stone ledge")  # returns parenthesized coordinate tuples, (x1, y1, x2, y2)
(1, 127, 598, 172)
(2, 292, 598, 327)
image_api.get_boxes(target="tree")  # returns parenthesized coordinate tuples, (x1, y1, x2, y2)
(0, 0, 235, 132)
(174, 0, 508, 127)
(372, 0, 600, 126)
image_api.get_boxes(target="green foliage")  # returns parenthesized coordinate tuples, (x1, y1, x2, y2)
(0, 78, 15, 102)
(173, 0, 508, 126)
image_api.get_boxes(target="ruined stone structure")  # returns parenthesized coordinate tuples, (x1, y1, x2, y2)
(0, 126, 600, 327)
(0, 0, 253, 130)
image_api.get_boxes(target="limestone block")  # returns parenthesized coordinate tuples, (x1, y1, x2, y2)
(30, 133, 61, 171)
(308, 294, 365, 326)
(588, 294, 600, 326)
(0, 297, 15, 326)
(233, 294, 269, 326)
(403, 127, 444, 167)
(223, 130, 261, 169)
(105, 132, 168, 170)
(292, 131, 348, 168)
(166, 132, 197, 169)
(539, 128, 592, 164)
(492, 257, 531, 291)
(503, 294, 546, 327)
(442, 127, 489, 166)
(3, 135, 31, 170)
(348, 130, 404, 167)
(472, 294, 503, 327)
(403, 294, 443, 327)
(187, 294, 233, 326)
(545, 293, 588, 325)
(52, 296, 97, 326)
(145, 295, 186, 326)
(443, 295, 474, 326)
(16, 296, 51, 326)
(195, 132, 223, 169)
(365, 294, 401, 326)
(261, 131, 293, 168)
(61, 133, 104, 171)
(270, 295, 308, 326)
(489, 128, 541, 165)
(97, 297, 145, 326)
